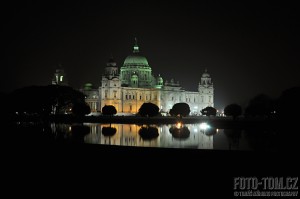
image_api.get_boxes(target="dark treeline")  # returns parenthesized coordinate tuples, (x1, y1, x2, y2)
(1, 85, 90, 122)
(1, 86, 299, 124)
(224, 86, 300, 120)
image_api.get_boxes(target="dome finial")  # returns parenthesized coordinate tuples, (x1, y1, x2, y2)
(107, 54, 116, 67)
(133, 37, 139, 53)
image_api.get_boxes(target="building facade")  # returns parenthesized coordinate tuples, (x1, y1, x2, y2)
(82, 39, 214, 115)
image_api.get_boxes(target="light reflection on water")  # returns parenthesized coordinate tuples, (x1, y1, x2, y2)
(49, 122, 253, 150)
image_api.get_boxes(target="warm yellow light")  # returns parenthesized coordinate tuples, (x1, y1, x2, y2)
(176, 122, 183, 129)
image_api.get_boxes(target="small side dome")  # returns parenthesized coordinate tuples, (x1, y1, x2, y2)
(157, 74, 163, 84)
(84, 83, 93, 90)
(131, 73, 138, 79)
(107, 57, 117, 67)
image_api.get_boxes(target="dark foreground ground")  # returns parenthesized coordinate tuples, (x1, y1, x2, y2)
(3, 138, 298, 198)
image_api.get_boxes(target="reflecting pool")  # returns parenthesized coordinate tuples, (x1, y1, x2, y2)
(11, 121, 285, 151)
(47, 122, 270, 151)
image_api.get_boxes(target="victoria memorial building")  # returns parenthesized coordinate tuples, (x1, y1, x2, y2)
(53, 39, 214, 115)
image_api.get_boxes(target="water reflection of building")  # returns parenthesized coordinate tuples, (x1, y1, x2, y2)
(161, 125, 213, 149)
(84, 124, 160, 147)
(84, 123, 213, 149)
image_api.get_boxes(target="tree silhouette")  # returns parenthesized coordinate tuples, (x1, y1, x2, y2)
(204, 128, 217, 136)
(224, 104, 242, 119)
(244, 128, 274, 151)
(72, 102, 91, 116)
(224, 129, 242, 150)
(69, 125, 90, 143)
(201, 106, 217, 116)
(9, 86, 52, 115)
(138, 126, 159, 140)
(169, 126, 190, 139)
(138, 103, 159, 117)
(102, 127, 117, 145)
(277, 87, 300, 119)
(245, 94, 275, 117)
(8, 85, 86, 116)
(275, 87, 300, 151)
(102, 105, 117, 116)
(169, 103, 190, 117)
(102, 127, 117, 136)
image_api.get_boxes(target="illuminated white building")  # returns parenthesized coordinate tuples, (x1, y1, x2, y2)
(82, 39, 214, 114)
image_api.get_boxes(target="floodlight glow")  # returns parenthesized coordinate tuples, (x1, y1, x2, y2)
(199, 122, 209, 130)
(175, 122, 183, 129)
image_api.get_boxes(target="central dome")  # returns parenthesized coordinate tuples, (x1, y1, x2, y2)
(120, 38, 153, 88)
(123, 55, 149, 67)
(123, 38, 150, 67)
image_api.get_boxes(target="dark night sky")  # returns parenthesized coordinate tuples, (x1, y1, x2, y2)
(3, 0, 299, 110)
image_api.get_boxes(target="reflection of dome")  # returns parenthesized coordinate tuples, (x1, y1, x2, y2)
(124, 55, 149, 67)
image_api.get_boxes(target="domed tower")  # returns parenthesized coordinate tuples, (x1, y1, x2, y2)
(130, 72, 139, 88)
(155, 74, 164, 89)
(198, 69, 214, 108)
(100, 56, 122, 112)
(120, 38, 153, 88)
(200, 69, 212, 85)
(104, 56, 119, 79)
(51, 64, 68, 86)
